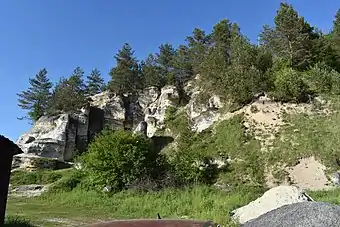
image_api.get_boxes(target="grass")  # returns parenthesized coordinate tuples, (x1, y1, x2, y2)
(10, 169, 72, 187)
(6, 186, 264, 227)
(268, 109, 340, 173)
(5, 216, 36, 227)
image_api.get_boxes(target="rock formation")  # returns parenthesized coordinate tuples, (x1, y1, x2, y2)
(15, 85, 186, 162)
(242, 202, 340, 227)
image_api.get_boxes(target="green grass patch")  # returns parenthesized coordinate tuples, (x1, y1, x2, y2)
(6, 186, 264, 227)
(10, 169, 73, 187)
(269, 110, 340, 172)
(191, 115, 265, 188)
(308, 188, 340, 204)
(5, 216, 36, 227)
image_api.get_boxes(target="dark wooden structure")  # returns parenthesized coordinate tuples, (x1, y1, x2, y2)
(0, 135, 23, 226)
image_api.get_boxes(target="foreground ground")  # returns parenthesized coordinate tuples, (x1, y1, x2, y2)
(6, 185, 340, 227)
(6, 186, 263, 227)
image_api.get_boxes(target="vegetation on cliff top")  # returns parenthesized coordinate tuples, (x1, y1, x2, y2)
(17, 3, 340, 122)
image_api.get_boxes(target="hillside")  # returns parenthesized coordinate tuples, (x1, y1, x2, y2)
(5, 2, 340, 227)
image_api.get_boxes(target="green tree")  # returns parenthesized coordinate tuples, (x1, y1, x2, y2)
(17, 68, 53, 122)
(331, 9, 340, 70)
(260, 3, 314, 70)
(272, 67, 309, 102)
(332, 9, 340, 36)
(80, 129, 164, 192)
(47, 67, 87, 114)
(140, 54, 165, 89)
(173, 45, 193, 84)
(156, 43, 176, 85)
(186, 28, 211, 74)
(109, 43, 140, 95)
(85, 68, 105, 96)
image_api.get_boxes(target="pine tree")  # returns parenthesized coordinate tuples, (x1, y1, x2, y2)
(173, 45, 193, 84)
(156, 44, 176, 85)
(260, 3, 314, 70)
(17, 68, 52, 122)
(47, 67, 87, 114)
(186, 28, 211, 74)
(109, 43, 140, 95)
(331, 9, 340, 70)
(85, 68, 105, 96)
(332, 9, 340, 37)
(141, 54, 165, 89)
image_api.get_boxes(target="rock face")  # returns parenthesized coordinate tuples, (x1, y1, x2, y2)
(16, 114, 71, 160)
(242, 202, 340, 227)
(184, 75, 224, 132)
(142, 85, 179, 137)
(16, 86, 181, 162)
(232, 186, 313, 224)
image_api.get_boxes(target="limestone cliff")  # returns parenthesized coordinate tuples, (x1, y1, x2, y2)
(15, 80, 223, 164)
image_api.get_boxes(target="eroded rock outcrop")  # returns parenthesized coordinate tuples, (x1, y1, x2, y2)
(142, 85, 179, 137)
(16, 86, 181, 163)
(184, 75, 224, 132)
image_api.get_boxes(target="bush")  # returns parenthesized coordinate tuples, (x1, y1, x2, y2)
(10, 170, 63, 186)
(304, 63, 340, 95)
(5, 216, 35, 227)
(272, 67, 310, 102)
(48, 170, 83, 193)
(79, 129, 165, 192)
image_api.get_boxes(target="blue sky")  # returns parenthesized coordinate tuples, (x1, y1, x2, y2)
(0, 0, 339, 141)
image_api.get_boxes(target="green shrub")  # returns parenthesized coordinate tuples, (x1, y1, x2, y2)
(10, 170, 63, 186)
(5, 216, 35, 227)
(272, 67, 310, 102)
(303, 63, 334, 94)
(80, 129, 164, 192)
(49, 170, 83, 193)
(164, 106, 177, 123)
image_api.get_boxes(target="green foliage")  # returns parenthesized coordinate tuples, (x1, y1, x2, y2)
(48, 170, 84, 193)
(80, 129, 164, 192)
(7, 186, 264, 226)
(304, 63, 340, 94)
(272, 67, 310, 102)
(332, 9, 340, 37)
(109, 43, 141, 95)
(47, 67, 88, 114)
(17, 68, 53, 122)
(85, 68, 105, 96)
(270, 109, 340, 172)
(260, 3, 315, 70)
(5, 216, 35, 227)
(10, 170, 64, 186)
(186, 28, 211, 74)
(140, 54, 165, 89)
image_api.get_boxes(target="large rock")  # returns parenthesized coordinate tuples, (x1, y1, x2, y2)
(16, 108, 90, 162)
(90, 91, 125, 130)
(242, 202, 340, 227)
(16, 114, 70, 161)
(187, 92, 223, 132)
(232, 186, 313, 224)
(138, 87, 160, 110)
